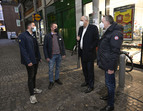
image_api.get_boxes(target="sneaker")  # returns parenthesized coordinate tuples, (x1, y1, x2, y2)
(34, 88, 42, 94)
(55, 79, 63, 85)
(30, 95, 38, 104)
(100, 105, 114, 111)
(48, 82, 54, 90)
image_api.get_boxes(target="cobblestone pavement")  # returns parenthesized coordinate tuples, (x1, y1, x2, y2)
(0, 39, 143, 111)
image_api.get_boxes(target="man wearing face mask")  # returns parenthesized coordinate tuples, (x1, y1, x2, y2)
(18, 21, 42, 104)
(43, 23, 66, 90)
(77, 16, 99, 93)
(97, 15, 123, 111)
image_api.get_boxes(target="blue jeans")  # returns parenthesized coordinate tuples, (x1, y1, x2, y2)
(105, 71, 115, 107)
(48, 54, 61, 82)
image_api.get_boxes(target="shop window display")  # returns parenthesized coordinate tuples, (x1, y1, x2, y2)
(99, 0, 143, 66)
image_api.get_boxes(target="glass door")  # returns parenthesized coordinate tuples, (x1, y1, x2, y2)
(141, 33, 143, 65)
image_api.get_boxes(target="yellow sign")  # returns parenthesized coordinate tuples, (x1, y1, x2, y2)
(114, 9, 132, 23)
(32, 14, 41, 22)
(114, 5, 134, 40)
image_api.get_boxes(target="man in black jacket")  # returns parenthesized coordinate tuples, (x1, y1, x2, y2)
(18, 21, 42, 104)
(43, 23, 66, 90)
(77, 16, 99, 93)
(98, 15, 123, 111)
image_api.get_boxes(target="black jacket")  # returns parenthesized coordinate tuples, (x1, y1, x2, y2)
(97, 22, 123, 71)
(78, 24, 99, 62)
(18, 31, 41, 65)
(43, 33, 66, 59)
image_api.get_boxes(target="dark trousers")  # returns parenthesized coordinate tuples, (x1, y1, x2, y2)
(26, 63, 39, 96)
(81, 58, 94, 88)
(105, 71, 115, 107)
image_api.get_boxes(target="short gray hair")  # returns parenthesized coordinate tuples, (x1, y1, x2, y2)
(103, 15, 114, 24)
(83, 16, 89, 21)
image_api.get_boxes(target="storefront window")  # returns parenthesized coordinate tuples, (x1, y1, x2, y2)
(37, 19, 45, 43)
(99, 0, 105, 15)
(83, 2, 93, 17)
(99, 0, 143, 65)
(46, 0, 76, 50)
(0, 4, 6, 31)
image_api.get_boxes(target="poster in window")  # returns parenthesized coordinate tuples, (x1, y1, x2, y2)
(114, 4, 135, 41)
(14, 7, 18, 13)
(16, 19, 21, 27)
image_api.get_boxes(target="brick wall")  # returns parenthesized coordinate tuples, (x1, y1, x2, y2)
(2, 4, 23, 35)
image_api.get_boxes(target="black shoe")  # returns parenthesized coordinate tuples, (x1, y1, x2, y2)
(55, 79, 63, 85)
(48, 82, 54, 90)
(100, 95, 108, 100)
(81, 82, 88, 87)
(84, 87, 94, 93)
(100, 105, 114, 111)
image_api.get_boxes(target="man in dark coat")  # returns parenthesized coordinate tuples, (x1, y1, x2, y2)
(77, 16, 99, 93)
(18, 21, 42, 104)
(43, 23, 66, 90)
(98, 15, 123, 111)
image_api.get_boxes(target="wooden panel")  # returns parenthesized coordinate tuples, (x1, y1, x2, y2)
(24, 7, 34, 17)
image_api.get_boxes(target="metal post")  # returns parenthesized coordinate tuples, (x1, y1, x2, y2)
(92, 0, 99, 26)
(105, 0, 110, 15)
(33, 0, 37, 13)
(76, 42, 80, 69)
(33, 0, 42, 44)
(18, 3, 25, 31)
(39, 21, 42, 43)
(42, 0, 47, 34)
(140, 32, 143, 65)
(119, 54, 126, 88)
(75, 0, 82, 68)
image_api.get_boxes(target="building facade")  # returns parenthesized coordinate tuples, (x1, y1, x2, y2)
(19, 0, 143, 68)
(1, 0, 23, 39)
(98, 0, 143, 68)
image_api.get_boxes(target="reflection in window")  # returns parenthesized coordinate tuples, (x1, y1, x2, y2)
(0, 5, 4, 20)
(0, 4, 6, 31)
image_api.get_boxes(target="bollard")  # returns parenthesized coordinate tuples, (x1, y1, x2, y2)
(77, 56, 80, 68)
(119, 54, 126, 88)
(76, 42, 81, 68)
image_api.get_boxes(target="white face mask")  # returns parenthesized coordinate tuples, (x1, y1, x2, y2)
(99, 22, 104, 29)
(32, 27, 36, 32)
(79, 21, 84, 26)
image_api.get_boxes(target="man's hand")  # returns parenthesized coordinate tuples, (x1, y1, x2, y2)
(46, 58, 50, 62)
(28, 62, 33, 67)
(62, 55, 66, 59)
(108, 70, 114, 74)
(40, 59, 42, 62)
(77, 36, 80, 41)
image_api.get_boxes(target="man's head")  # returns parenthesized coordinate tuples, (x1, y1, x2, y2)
(101, 15, 114, 29)
(80, 16, 89, 27)
(50, 23, 58, 33)
(25, 21, 36, 32)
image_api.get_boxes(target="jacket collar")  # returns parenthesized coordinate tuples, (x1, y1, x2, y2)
(101, 22, 118, 39)
(26, 31, 33, 36)
(106, 22, 117, 32)
(50, 32, 60, 38)
(81, 24, 91, 30)
(51, 32, 57, 35)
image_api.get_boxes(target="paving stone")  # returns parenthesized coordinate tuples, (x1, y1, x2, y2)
(0, 39, 143, 111)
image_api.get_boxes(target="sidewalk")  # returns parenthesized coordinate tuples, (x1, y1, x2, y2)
(0, 39, 143, 111)
(61, 50, 143, 111)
